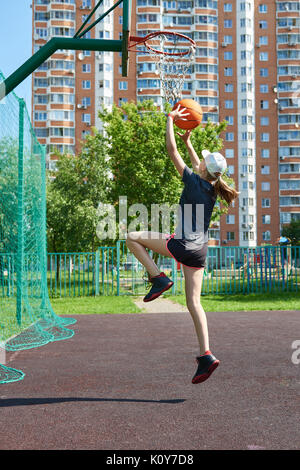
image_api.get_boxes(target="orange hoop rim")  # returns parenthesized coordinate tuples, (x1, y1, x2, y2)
(128, 31, 196, 56)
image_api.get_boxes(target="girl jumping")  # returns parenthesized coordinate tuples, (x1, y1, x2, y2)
(126, 105, 239, 384)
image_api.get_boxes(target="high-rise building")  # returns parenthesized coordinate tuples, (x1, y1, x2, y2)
(32, 0, 300, 246)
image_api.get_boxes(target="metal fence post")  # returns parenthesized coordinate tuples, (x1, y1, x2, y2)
(16, 98, 25, 325)
(95, 248, 100, 296)
(116, 241, 120, 296)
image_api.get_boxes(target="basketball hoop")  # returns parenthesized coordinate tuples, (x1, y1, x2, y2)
(129, 31, 196, 104)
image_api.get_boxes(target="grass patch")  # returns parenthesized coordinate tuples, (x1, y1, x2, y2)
(165, 290, 300, 312)
(49, 290, 300, 315)
(50, 295, 142, 315)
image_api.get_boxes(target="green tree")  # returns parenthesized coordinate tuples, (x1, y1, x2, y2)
(281, 220, 300, 245)
(46, 131, 112, 254)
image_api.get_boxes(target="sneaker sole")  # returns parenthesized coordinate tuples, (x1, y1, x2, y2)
(192, 360, 220, 384)
(143, 281, 173, 302)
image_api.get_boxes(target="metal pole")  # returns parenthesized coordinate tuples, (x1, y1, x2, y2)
(0, 38, 123, 100)
(16, 99, 25, 326)
(95, 248, 100, 296)
(76, 0, 124, 39)
(74, 0, 105, 38)
(122, 0, 131, 76)
(40, 145, 48, 310)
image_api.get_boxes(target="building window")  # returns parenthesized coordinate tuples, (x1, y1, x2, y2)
(261, 165, 270, 174)
(119, 97, 128, 106)
(119, 81, 128, 90)
(260, 100, 269, 109)
(34, 112, 47, 121)
(259, 36, 268, 45)
(82, 64, 91, 73)
(259, 52, 269, 61)
(261, 133, 270, 142)
(241, 82, 252, 92)
(241, 99, 252, 108)
(241, 131, 254, 141)
(224, 19, 233, 28)
(225, 116, 234, 125)
(259, 4, 267, 13)
(242, 148, 253, 157)
(82, 130, 91, 138)
(226, 214, 235, 224)
(241, 50, 250, 60)
(224, 35, 233, 44)
(226, 231, 235, 240)
(262, 231, 271, 241)
(226, 132, 234, 141)
(259, 20, 268, 29)
(240, 2, 252, 12)
(225, 83, 234, 92)
(224, 3, 232, 12)
(225, 100, 234, 109)
(262, 215, 271, 224)
(82, 97, 91, 107)
(240, 34, 252, 44)
(242, 198, 254, 206)
(82, 113, 91, 124)
(261, 182, 270, 191)
(261, 148, 270, 158)
(225, 149, 234, 158)
(224, 51, 233, 60)
(242, 115, 253, 125)
(260, 84, 268, 93)
(243, 231, 254, 241)
(82, 80, 91, 89)
(260, 117, 269, 126)
(208, 229, 220, 240)
(262, 198, 270, 208)
(260, 68, 268, 77)
(224, 67, 233, 76)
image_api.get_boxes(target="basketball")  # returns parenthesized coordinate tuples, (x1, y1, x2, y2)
(172, 99, 203, 130)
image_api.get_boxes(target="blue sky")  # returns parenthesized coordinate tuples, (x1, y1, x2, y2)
(0, 1, 33, 113)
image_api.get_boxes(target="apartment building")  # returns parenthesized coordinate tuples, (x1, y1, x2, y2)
(32, 0, 300, 246)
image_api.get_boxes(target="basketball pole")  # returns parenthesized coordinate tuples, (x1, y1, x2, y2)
(0, 0, 131, 100)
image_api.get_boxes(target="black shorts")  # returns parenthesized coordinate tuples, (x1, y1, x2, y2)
(165, 233, 208, 269)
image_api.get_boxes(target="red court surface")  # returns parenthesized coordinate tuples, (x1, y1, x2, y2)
(0, 310, 299, 450)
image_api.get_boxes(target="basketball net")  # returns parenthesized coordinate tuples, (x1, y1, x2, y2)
(132, 32, 196, 104)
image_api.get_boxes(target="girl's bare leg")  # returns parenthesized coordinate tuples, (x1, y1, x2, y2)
(126, 231, 172, 278)
(182, 265, 209, 355)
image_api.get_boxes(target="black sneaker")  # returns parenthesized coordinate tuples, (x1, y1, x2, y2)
(192, 352, 220, 384)
(143, 272, 173, 302)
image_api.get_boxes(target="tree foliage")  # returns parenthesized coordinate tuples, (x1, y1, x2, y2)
(281, 220, 300, 245)
(46, 131, 112, 252)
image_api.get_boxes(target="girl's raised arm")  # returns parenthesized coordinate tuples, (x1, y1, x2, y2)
(177, 129, 201, 173)
(166, 105, 189, 177)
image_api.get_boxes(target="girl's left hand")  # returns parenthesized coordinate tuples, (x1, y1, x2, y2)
(168, 104, 189, 122)
(176, 129, 192, 145)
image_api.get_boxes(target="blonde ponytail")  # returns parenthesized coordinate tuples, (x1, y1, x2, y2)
(213, 176, 239, 205)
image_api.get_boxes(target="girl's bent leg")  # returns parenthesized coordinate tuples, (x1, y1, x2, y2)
(182, 265, 209, 355)
(126, 231, 171, 278)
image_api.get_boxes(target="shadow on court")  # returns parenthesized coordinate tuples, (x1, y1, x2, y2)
(0, 310, 299, 450)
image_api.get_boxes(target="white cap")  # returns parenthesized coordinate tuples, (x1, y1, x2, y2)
(202, 149, 227, 178)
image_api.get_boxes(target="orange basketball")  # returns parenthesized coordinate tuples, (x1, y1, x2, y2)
(172, 99, 203, 130)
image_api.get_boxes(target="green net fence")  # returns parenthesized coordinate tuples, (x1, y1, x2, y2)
(0, 71, 76, 384)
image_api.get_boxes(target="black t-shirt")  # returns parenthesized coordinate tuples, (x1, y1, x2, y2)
(174, 166, 217, 243)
